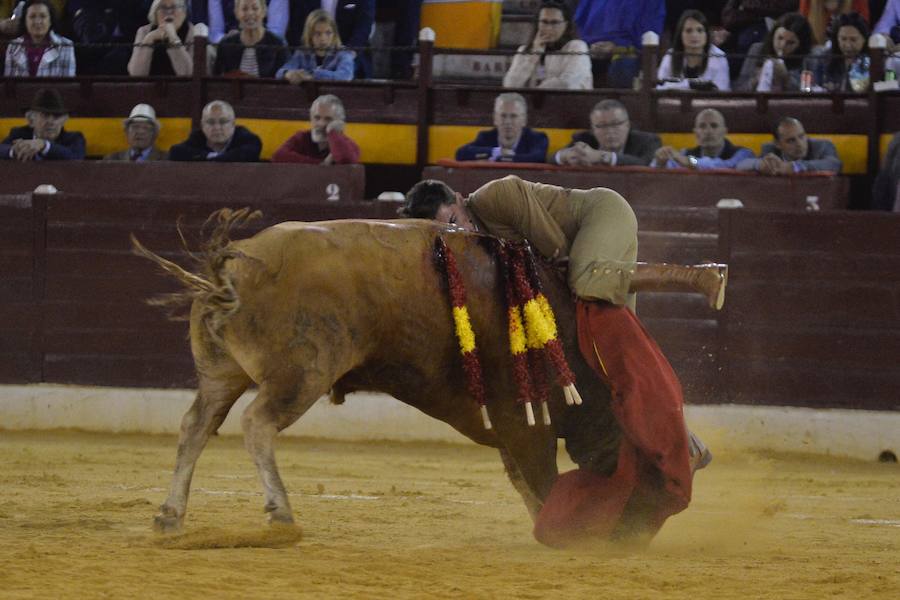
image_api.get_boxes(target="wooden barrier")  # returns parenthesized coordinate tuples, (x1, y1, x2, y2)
(718, 209, 900, 410)
(422, 163, 849, 210)
(0, 162, 367, 202)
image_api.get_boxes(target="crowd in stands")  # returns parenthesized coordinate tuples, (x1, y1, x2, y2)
(1, 1, 899, 210)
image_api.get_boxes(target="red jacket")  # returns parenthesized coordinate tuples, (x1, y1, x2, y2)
(271, 129, 361, 164)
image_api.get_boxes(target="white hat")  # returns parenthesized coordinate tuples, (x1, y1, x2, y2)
(124, 103, 160, 130)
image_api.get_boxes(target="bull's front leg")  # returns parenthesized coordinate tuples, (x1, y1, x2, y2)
(494, 414, 559, 522)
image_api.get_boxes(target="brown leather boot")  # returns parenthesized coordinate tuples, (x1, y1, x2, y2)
(629, 262, 728, 310)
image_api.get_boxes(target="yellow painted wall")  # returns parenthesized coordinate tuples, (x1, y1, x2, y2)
(421, 0, 503, 49)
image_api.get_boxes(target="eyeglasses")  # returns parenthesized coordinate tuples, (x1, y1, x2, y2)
(203, 118, 233, 126)
(157, 3, 186, 13)
(538, 19, 565, 26)
(592, 119, 629, 129)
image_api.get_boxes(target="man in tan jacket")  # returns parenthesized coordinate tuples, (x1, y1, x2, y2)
(402, 175, 720, 545)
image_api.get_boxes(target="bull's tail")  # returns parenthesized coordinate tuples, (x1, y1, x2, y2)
(130, 207, 262, 344)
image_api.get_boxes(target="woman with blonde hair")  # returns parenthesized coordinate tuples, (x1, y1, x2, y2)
(213, 0, 289, 78)
(276, 9, 354, 82)
(128, 0, 196, 76)
(800, 0, 870, 45)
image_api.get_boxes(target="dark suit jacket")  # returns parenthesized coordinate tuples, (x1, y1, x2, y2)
(287, 0, 375, 48)
(168, 126, 262, 162)
(760, 138, 842, 173)
(191, 0, 238, 37)
(213, 30, 290, 78)
(103, 147, 168, 161)
(561, 128, 660, 166)
(0, 126, 86, 160)
(456, 128, 549, 163)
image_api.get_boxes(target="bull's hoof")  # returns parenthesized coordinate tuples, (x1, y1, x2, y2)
(153, 505, 184, 534)
(266, 510, 295, 525)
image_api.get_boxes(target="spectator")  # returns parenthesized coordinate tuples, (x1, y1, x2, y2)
(738, 117, 842, 173)
(271, 94, 360, 164)
(872, 129, 900, 210)
(735, 12, 814, 91)
(652, 108, 753, 169)
(103, 103, 168, 161)
(502, 1, 592, 90)
(820, 11, 870, 90)
(276, 8, 354, 82)
(287, 0, 375, 78)
(213, 0, 289, 77)
(455, 93, 548, 163)
(1, 0, 65, 37)
(192, 0, 289, 43)
(69, 1, 153, 75)
(128, 0, 197, 76)
(801, 0, 869, 45)
(718, 1, 799, 79)
(169, 100, 261, 161)
(0, 88, 85, 161)
(657, 10, 731, 90)
(874, 0, 900, 50)
(4, 0, 75, 77)
(574, 0, 664, 88)
(554, 99, 660, 167)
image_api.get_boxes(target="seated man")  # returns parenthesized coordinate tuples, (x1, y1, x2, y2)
(169, 100, 261, 162)
(401, 175, 719, 546)
(737, 117, 843, 175)
(271, 94, 360, 165)
(455, 93, 549, 164)
(0, 88, 85, 161)
(554, 99, 660, 167)
(103, 103, 167, 161)
(652, 108, 753, 170)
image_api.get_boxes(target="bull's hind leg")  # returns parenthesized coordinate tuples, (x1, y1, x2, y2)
(241, 374, 330, 524)
(155, 365, 251, 533)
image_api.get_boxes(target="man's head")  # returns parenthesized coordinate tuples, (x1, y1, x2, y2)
(693, 108, 727, 152)
(310, 94, 346, 141)
(590, 99, 630, 153)
(201, 100, 236, 148)
(26, 88, 68, 141)
(773, 117, 809, 161)
(401, 179, 475, 231)
(493, 93, 527, 149)
(123, 103, 160, 152)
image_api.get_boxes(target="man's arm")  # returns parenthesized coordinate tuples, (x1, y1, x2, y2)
(43, 132, 86, 160)
(694, 147, 755, 170)
(793, 140, 842, 173)
(211, 128, 261, 162)
(455, 131, 496, 161)
(271, 131, 322, 164)
(616, 130, 661, 166)
(168, 132, 208, 161)
(327, 131, 361, 164)
(511, 130, 548, 163)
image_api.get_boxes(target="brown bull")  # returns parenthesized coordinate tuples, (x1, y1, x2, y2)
(133, 209, 619, 535)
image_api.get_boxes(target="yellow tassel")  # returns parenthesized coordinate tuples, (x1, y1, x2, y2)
(452, 306, 476, 354)
(536, 294, 558, 339)
(523, 299, 555, 349)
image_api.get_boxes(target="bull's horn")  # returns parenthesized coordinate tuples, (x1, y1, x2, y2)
(541, 401, 551, 426)
(524, 401, 536, 426)
(480, 405, 492, 430)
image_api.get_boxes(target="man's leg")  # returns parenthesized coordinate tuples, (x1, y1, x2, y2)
(631, 262, 728, 310)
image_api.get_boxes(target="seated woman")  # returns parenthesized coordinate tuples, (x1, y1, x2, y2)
(735, 13, 814, 92)
(213, 0, 289, 78)
(4, 0, 75, 77)
(128, 0, 197, 76)
(656, 10, 730, 91)
(819, 11, 870, 91)
(502, 1, 592, 90)
(276, 9, 354, 83)
(801, 0, 869, 47)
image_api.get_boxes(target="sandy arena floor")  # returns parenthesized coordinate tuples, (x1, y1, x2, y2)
(0, 430, 897, 599)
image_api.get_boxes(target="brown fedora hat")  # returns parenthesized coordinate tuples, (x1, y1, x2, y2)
(26, 88, 69, 115)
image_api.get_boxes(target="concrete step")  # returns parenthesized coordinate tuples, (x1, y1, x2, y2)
(500, 13, 533, 48)
(502, 0, 542, 15)
(432, 53, 511, 83)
